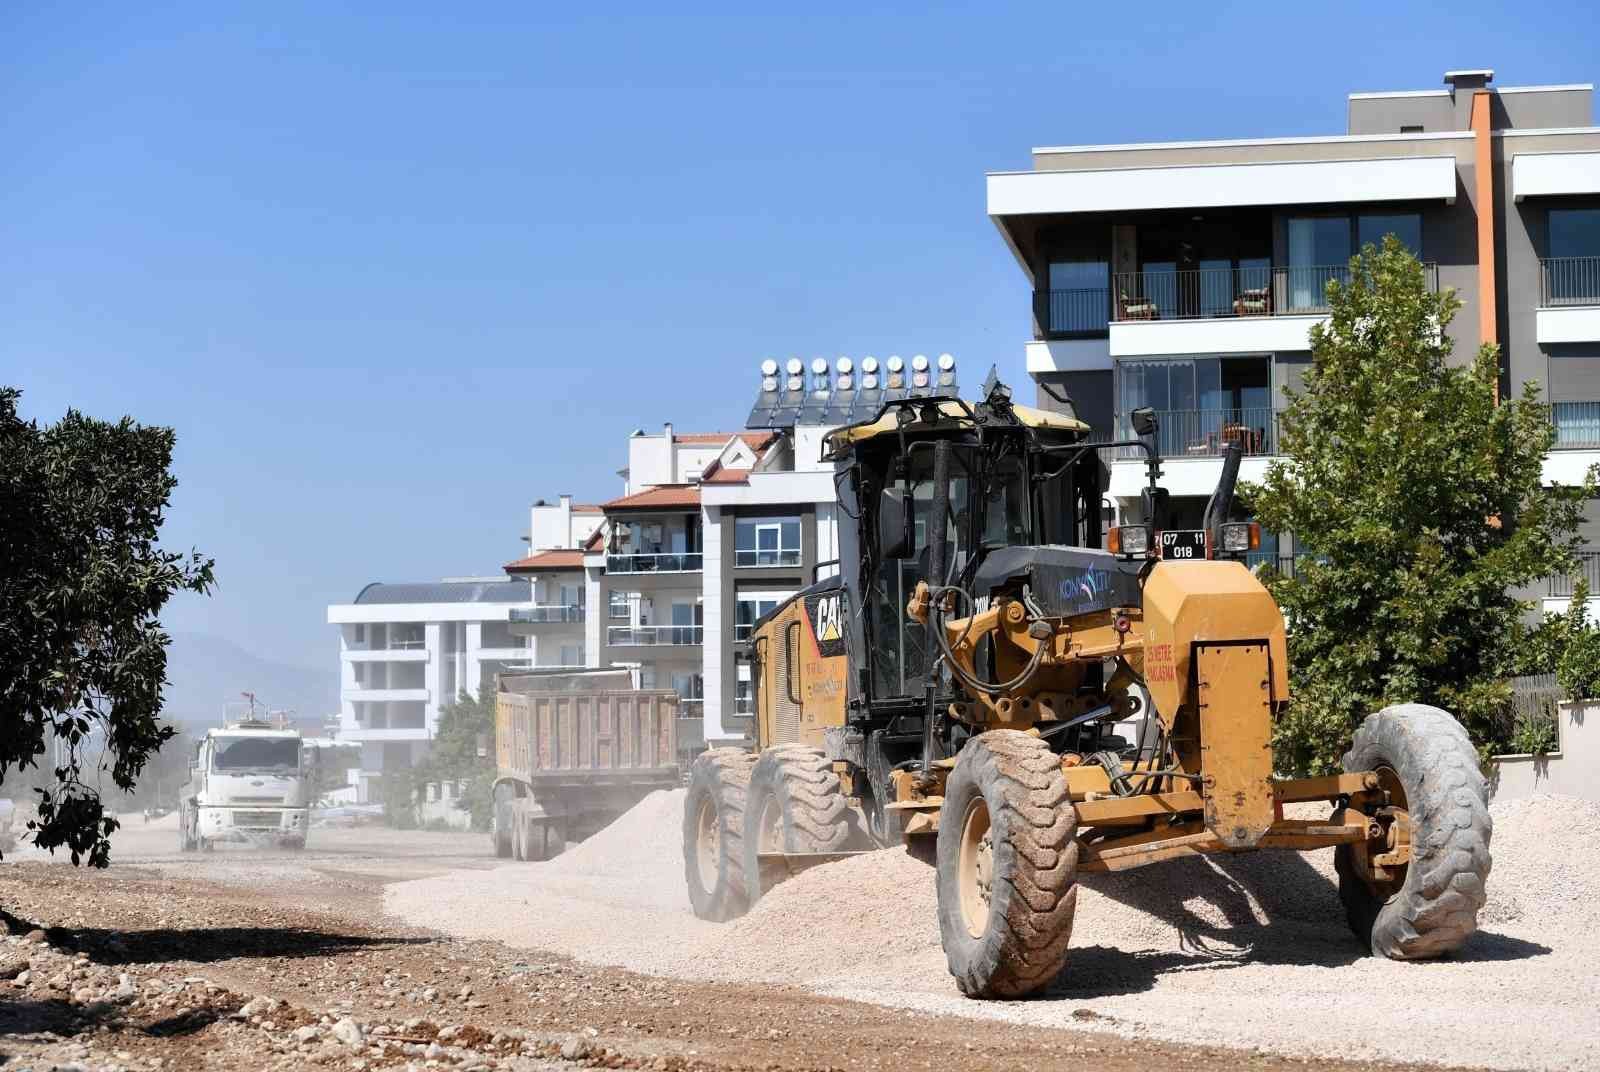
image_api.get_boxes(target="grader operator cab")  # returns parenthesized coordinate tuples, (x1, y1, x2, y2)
(683, 374, 1491, 999)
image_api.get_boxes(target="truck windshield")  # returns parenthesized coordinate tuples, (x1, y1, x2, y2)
(212, 737, 300, 773)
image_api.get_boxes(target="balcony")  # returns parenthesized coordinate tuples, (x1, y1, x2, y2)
(1551, 402, 1600, 450)
(734, 549, 801, 568)
(607, 625, 703, 647)
(1114, 407, 1281, 460)
(1549, 553, 1600, 598)
(509, 605, 585, 625)
(1113, 263, 1438, 322)
(606, 552, 703, 574)
(1540, 257, 1600, 307)
(1537, 258, 1600, 344)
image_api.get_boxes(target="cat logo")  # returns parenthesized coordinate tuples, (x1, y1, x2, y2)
(814, 593, 842, 643)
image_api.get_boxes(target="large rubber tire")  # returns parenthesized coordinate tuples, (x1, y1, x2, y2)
(936, 730, 1078, 999)
(741, 746, 860, 903)
(493, 792, 514, 859)
(1336, 703, 1492, 959)
(683, 749, 759, 921)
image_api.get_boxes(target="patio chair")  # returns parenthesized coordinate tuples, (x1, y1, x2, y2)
(1118, 291, 1158, 321)
(1232, 285, 1271, 316)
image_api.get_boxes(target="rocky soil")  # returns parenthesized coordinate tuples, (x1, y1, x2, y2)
(0, 826, 1486, 1072)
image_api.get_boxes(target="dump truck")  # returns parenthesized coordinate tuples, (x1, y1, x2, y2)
(492, 668, 682, 861)
(684, 373, 1491, 998)
(180, 718, 313, 851)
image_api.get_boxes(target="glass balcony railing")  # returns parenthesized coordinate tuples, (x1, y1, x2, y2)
(607, 625, 703, 646)
(509, 605, 585, 624)
(735, 548, 801, 568)
(606, 552, 703, 574)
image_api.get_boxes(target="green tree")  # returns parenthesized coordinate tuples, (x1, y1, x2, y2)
(0, 388, 214, 864)
(411, 689, 497, 831)
(1247, 238, 1592, 774)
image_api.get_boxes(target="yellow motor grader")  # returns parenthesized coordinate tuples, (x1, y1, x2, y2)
(683, 374, 1491, 999)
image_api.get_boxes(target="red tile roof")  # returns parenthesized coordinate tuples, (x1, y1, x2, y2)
(503, 549, 586, 573)
(705, 466, 751, 485)
(602, 485, 702, 511)
(572, 504, 604, 514)
(673, 431, 776, 452)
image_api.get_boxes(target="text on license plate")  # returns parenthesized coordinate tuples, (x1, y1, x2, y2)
(1161, 530, 1207, 560)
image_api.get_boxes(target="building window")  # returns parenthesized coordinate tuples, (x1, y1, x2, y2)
(354, 624, 365, 643)
(1046, 259, 1110, 334)
(609, 591, 630, 620)
(735, 595, 785, 640)
(1287, 214, 1420, 311)
(1548, 209, 1600, 305)
(735, 517, 801, 566)
(1119, 357, 1274, 457)
(1400, 124, 1423, 133)
(559, 643, 583, 666)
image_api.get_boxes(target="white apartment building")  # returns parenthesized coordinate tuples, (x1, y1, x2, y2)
(326, 578, 534, 801)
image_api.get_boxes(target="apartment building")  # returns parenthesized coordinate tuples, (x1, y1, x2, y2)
(325, 578, 534, 801)
(502, 495, 603, 668)
(988, 68, 1600, 580)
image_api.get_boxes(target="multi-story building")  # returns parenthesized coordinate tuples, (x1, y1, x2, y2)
(325, 578, 534, 801)
(503, 494, 602, 668)
(988, 68, 1600, 581)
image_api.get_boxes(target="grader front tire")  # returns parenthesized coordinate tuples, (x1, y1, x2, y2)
(1337, 703, 1492, 959)
(683, 748, 759, 922)
(741, 746, 859, 904)
(935, 730, 1078, 999)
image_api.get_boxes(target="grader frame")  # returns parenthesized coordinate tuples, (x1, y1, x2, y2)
(684, 376, 1487, 999)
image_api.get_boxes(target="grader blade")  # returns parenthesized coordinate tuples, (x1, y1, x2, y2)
(1196, 642, 1275, 849)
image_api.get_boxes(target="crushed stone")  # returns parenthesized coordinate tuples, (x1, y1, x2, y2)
(387, 788, 1600, 1071)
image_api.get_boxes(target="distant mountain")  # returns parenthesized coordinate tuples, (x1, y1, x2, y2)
(160, 632, 337, 729)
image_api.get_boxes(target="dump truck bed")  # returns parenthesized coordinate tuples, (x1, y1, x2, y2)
(494, 686, 680, 785)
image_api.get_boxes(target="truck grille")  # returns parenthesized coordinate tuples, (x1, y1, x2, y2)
(232, 811, 280, 828)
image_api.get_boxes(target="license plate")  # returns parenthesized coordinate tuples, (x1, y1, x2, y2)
(1160, 530, 1207, 560)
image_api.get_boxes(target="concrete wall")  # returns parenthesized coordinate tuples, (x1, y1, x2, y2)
(1490, 700, 1600, 802)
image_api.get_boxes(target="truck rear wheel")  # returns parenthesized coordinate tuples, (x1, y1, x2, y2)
(742, 746, 859, 904)
(683, 748, 758, 921)
(493, 788, 514, 859)
(1337, 703, 1491, 959)
(936, 730, 1078, 999)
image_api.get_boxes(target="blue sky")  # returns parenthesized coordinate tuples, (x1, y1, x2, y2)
(4, 2, 1597, 672)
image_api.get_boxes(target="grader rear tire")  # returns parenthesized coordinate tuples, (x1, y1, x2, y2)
(683, 748, 759, 921)
(742, 746, 860, 904)
(936, 730, 1078, 999)
(1337, 703, 1492, 959)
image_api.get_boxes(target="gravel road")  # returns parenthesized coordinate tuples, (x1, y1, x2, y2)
(0, 809, 1496, 1072)
(390, 790, 1600, 1072)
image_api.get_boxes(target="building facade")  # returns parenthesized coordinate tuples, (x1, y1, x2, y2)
(989, 69, 1600, 580)
(326, 579, 534, 801)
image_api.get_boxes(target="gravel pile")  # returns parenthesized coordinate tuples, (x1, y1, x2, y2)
(387, 789, 1600, 1070)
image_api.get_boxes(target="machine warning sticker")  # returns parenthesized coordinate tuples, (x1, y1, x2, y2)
(804, 591, 848, 658)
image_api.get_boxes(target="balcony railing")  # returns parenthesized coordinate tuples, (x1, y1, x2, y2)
(1550, 553, 1600, 598)
(1540, 257, 1600, 307)
(607, 625, 704, 647)
(734, 623, 754, 641)
(385, 638, 426, 651)
(735, 548, 801, 568)
(606, 552, 703, 574)
(1110, 263, 1438, 322)
(1115, 407, 1280, 460)
(509, 605, 585, 624)
(1550, 401, 1600, 450)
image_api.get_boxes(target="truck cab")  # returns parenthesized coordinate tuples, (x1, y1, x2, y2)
(180, 722, 312, 851)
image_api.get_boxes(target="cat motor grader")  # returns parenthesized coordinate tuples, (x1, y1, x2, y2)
(683, 373, 1491, 998)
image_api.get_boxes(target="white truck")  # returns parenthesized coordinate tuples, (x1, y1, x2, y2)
(179, 721, 313, 851)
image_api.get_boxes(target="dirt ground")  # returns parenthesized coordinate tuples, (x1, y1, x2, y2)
(0, 818, 1497, 1072)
